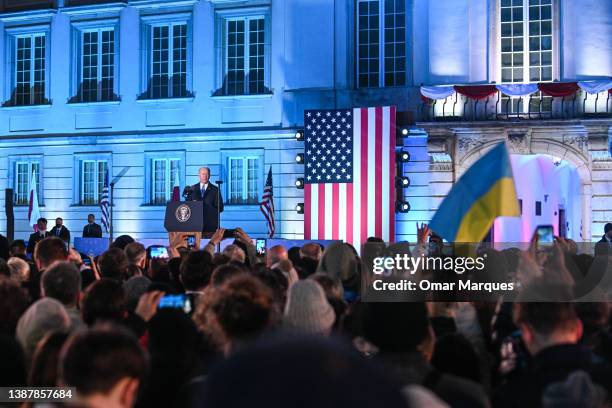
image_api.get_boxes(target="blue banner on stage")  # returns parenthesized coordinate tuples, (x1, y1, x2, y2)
(74, 238, 109, 257)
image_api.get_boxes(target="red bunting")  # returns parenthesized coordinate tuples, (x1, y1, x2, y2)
(453, 85, 498, 100)
(537, 82, 579, 97)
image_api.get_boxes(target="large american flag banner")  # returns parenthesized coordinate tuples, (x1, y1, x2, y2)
(260, 166, 275, 237)
(304, 106, 396, 249)
(100, 169, 110, 233)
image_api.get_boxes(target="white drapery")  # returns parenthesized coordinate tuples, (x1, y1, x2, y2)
(577, 79, 612, 95)
(495, 83, 539, 97)
(420, 86, 455, 100)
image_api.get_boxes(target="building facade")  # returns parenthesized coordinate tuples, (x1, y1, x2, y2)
(0, 0, 610, 244)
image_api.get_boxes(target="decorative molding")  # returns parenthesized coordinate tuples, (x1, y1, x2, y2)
(457, 132, 486, 154)
(0, 10, 56, 24)
(430, 152, 452, 163)
(506, 129, 531, 154)
(429, 152, 453, 171)
(61, 4, 125, 18)
(591, 150, 611, 161)
(130, 0, 197, 10)
(563, 132, 588, 153)
(591, 161, 612, 170)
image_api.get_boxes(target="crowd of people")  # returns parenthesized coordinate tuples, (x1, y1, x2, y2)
(0, 223, 610, 407)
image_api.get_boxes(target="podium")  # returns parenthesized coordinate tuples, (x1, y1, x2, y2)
(165, 201, 204, 248)
(74, 238, 109, 257)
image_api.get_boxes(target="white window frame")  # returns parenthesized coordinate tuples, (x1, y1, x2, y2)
(143, 151, 186, 206)
(150, 157, 181, 204)
(140, 13, 193, 100)
(150, 22, 188, 98)
(3, 24, 51, 106)
(8, 157, 42, 206)
(494, 0, 560, 113)
(15, 33, 45, 105)
(221, 149, 264, 206)
(215, 7, 271, 96)
(80, 159, 108, 205)
(498, 0, 555, 83)
(80, 27, 116, 102)
(224, 16, 265, 95)
(71, 19, 120, 103)
(356, 0, 407, 88)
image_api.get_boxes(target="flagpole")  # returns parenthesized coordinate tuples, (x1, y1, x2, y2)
(109, 181, 114, 245)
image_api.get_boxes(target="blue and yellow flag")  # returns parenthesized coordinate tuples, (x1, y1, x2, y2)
(429, 142, 520, 242)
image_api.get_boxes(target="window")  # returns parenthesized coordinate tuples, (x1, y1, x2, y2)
(500, 0, 552, 83)
(13, 161, 40, 205)
(499, 0, 554, 112)
(227, 156, 260, 204)
(140, 22, 189, 99)
(526, 1, 553, 82)
(357, 0, 406, 88)
(80, 160, 108, 205)
(217, 13, 270, 96)
(150, 158, 181, 204)
(13, 33, 46, 106)
(76, 28, 116, 102)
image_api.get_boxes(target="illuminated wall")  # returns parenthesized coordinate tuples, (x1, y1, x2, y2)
(0, 0, 609, 245)
(494, 154, 582, 242)
(562, 0, 612, 79)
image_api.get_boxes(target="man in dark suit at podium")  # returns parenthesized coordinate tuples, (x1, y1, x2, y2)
(192, 167, 224, 235)
(83, 214, 103, 238)
(27, 218, 50, 254)
(50, 217, 71, 244)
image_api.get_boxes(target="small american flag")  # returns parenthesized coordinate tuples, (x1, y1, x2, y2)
(100, 169, 110, 233)
(304, 107, 396, 249)
(260, 167, 275, 237)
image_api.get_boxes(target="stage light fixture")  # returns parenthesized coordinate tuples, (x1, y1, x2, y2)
(395, 176, 410, 188)
(295, 130, 304, 141)
(296, 203, 304, 214)
(397, 150, 410, 163)
(295, 178, 304, 189)
(295, 153, 305, 164)
(400, 127, 409, 136)
(396, 200, 411, 213)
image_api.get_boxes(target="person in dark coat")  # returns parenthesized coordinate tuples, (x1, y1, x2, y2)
(0, 233, 8, 261)
(191, 167, 224, 235)
(49, 217, 70, 245)
(26, 218, 50, 254)
(493, 283, 612, 408)
(82, 214, 103, 238)
(594, 222, 612, 256)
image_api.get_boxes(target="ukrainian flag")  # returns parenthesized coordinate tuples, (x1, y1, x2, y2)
(429, 142, 520, 242)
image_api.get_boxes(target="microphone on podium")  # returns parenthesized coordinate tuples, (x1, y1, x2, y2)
(182, 185, 193, 201)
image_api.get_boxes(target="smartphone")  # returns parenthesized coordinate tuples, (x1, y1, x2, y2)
(158, 294, 192, 314)
(186, 235, 196, 249)
(80, 252, 92, 266)
(536, 225, 554, 248)
(149, 246, 169, 259)
(222, 229, 237, 239)
(256, 239, 267, 256)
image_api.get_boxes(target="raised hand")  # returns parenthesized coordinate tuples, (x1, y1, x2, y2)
(209, 228, 226, 247)
(416, 222, 431, 245)
(135, 290, 165, 322)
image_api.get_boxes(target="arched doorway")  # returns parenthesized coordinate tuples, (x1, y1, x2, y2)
(492, 154, 582, 242)
(456, 139, 592, 242)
